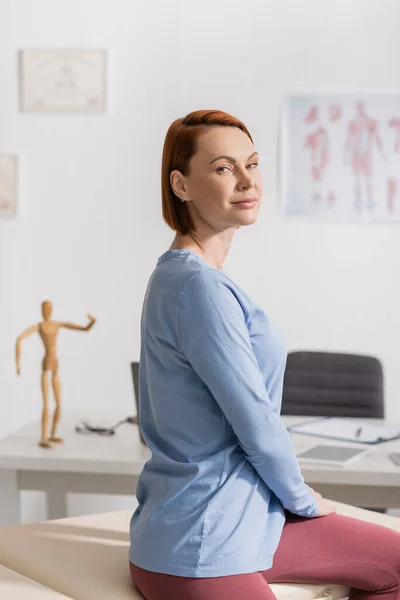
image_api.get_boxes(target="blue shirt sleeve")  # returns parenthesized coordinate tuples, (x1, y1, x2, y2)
(177, 269, 319, 518)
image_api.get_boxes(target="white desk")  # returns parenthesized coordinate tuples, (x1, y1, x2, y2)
(0, 412, 399, 526)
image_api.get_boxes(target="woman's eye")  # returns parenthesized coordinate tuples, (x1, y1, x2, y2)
(217, 162, 259, 173)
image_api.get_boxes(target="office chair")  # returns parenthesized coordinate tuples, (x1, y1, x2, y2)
(282, 351, 384, 418)
(282, 350, 385, 512)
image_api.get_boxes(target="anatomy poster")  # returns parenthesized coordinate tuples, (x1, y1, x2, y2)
(281, 95, 400, 222)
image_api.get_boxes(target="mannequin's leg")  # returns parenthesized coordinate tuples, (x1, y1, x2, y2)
(39, 371, 52, 448)
(49, 372, 63, 443)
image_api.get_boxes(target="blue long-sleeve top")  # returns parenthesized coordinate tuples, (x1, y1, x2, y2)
(129, 249, 318, 577)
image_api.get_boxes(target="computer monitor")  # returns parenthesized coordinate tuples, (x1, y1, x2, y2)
(130, 362, 146, 445)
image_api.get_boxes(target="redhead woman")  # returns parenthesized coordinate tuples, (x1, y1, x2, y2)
(128, 110, 400, 599)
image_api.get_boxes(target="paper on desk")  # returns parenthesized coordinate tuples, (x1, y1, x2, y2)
(288, 417, 400, 444)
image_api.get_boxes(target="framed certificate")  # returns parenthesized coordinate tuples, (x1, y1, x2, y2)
(0, 155, 18, 217)
(20, 49, 107, 112)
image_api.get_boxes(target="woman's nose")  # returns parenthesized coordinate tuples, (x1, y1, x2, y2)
(238, 172, 254, 188)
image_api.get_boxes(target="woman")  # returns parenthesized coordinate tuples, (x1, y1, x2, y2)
(129, 110, 400, 599)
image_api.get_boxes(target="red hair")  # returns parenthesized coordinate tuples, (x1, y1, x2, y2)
(161, 110, 254, 235)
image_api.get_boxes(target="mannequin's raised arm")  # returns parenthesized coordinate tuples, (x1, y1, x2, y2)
(15, 324, 39, 375)
(61, 313, 96, 332)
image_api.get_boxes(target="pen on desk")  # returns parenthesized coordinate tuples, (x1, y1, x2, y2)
(355, 427, 362, 438)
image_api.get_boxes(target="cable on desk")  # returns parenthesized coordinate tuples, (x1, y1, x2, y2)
(75, 415, 138, 436)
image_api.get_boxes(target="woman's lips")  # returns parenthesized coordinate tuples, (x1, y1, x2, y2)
(233, 200, 257, 208)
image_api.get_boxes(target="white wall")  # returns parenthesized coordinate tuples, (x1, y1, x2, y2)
(1, 0, 399, 522)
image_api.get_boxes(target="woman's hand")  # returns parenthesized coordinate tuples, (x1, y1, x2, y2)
(309, 487, 337, 517)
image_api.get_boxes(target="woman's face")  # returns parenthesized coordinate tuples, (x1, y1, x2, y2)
(170, 126, 262, 232)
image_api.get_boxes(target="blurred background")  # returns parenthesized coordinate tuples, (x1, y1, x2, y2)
(1, 0, 399, 521)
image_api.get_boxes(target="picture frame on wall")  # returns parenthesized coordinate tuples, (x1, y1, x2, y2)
(0, 155, 18, 217)
(281, 93, 400, 223)
(20, 49, 107, 113)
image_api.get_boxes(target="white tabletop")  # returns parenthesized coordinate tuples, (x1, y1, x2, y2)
(0, 412, 400, 487)
(0, 411, 150, 474)
(286, 415, 400, 487)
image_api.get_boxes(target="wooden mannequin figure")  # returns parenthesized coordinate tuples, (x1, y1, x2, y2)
(15, 301, 96, 448)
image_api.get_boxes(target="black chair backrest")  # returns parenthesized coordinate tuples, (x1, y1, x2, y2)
(281, 351, 384, 418)
(130, 361, 146, 444)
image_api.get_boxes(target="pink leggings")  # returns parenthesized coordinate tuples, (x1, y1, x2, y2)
(129, 511, 400, 599)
